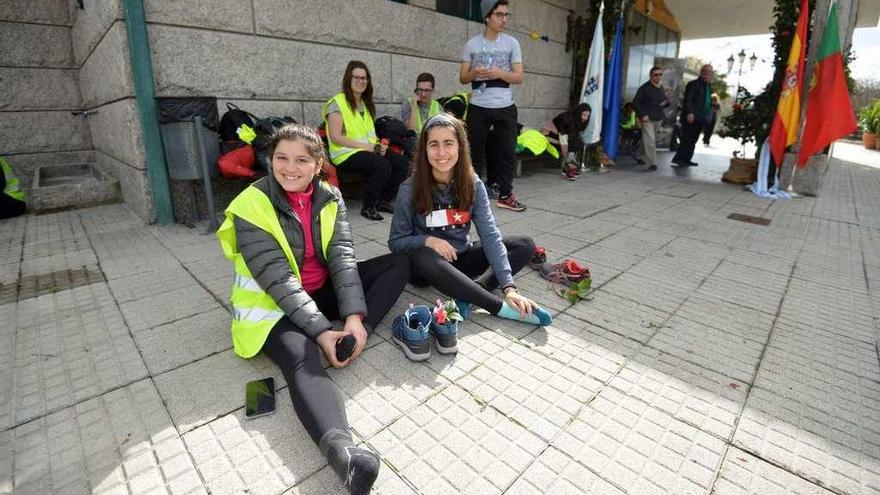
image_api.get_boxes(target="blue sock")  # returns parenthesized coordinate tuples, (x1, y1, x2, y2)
(497, 301, 552, 326)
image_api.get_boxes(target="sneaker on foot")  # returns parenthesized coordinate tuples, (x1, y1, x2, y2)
(497, 194, 526, 212)
(392, 305, 431, 361)
(360, 206, 383, 221)
(648, 164, 657, 171)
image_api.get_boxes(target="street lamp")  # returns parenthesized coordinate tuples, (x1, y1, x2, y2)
(727, 49, 757, 102)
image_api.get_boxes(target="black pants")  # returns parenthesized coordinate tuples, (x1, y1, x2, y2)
(467, 104, 518, 198)
(340, 151, 409, 207)
(262, 252, 410, 445)
(0, 194, 25, 219)
(672, 118, 704, 163)
(408, 236, 534, 314)
(702, 117, 717, 145)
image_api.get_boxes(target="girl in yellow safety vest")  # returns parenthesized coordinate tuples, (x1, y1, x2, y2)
(218, 124, 410, 494)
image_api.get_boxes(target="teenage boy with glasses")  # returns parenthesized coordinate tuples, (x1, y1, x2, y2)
(459, 0, 526, 212)
(401, 72, 441, 134)
(633, 66, 671, 171)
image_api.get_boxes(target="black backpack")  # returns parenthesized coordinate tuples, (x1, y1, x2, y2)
(251, 116, 298, 171)
(375, 116, 416, 157)
(218, 102, 257, 143)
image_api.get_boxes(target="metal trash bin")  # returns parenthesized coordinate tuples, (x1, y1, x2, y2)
(161, 119, 219, 180)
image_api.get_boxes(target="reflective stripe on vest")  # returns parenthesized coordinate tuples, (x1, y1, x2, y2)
(1, 158, 25, 202)
(413, 99, 441, 134)
(216, 182, 338, 358)
(322, 93, 377, 166)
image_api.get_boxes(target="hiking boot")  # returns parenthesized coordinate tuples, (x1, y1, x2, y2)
(392, 305, 431, 361)
(487, 183, 500, 200)
(360, 206, 383, 221)
(430, 300, 461, 354)
(497, 194, 526, 212)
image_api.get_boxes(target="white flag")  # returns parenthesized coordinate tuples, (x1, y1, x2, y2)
(580, 3, 604, 145)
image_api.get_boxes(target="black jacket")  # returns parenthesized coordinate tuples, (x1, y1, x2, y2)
(681, 79, 712, 122)
(234, 175, 365, 339)
(633, 81, 667, 122)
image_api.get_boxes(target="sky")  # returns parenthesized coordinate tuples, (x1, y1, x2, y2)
(679, 26, 880, 95)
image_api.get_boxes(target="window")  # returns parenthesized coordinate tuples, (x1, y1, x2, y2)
(437, 0, 483, 22)
(623, 13, 680, 101)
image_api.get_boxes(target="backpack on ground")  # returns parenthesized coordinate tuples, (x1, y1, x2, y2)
(374, 116, 415, 157)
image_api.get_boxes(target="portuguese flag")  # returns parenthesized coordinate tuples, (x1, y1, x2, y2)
(797, 1, 857, 167)
(767, 0, 808, 166)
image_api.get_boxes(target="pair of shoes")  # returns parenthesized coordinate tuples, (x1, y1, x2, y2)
(537, 259, 591, 286)
(487, 183, 500, 200)
(562, 168, 577, 181)
(376, 201, 394, 214)
(360, 206, 383, 221)
(392, 303, 461, 361)
(648, 164, 658, 171)
(497, 194, 526, 212)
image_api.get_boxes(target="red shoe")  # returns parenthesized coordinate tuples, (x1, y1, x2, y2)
(529, 245, 547, 269)
(538, 258, 591, 285)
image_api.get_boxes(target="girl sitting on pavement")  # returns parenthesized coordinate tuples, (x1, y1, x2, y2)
(217, 123, 410, 494)
(388, 113, 551, 359)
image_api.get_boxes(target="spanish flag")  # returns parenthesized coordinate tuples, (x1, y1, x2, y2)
(767, 0, 808, 167)
(797, 1, 858, 167)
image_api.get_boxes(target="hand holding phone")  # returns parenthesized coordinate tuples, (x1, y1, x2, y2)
(335, 334, 357, 362)
(245, 377, 275, 419)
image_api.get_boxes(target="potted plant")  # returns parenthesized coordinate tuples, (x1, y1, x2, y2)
(859, 99, 880, 150)
(717, 88, 772, 183)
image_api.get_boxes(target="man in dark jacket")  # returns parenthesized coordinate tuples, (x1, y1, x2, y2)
(672, 64, 713, 167)
(632, 66, 670, 171)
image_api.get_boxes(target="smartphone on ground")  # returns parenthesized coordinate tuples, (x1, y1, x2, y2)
(245, 377, 276, 419)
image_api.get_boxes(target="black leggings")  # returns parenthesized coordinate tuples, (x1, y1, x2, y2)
(262, 252, 410, 444)
(339, 151, 409, 207)
(409, 236, 534, 314)
(0, 194, 25, 219)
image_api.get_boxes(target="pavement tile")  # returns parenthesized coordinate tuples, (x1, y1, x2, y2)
(107, 267, 200, 305)
(569, 243, 644, 273)
(133, 307, 232, 375)
(554, 386, 727, 495)
(530, 232, 591, 258)
(200, 275, 232, 308)
(20, 235, 92, 261)
(457, 341, 606, 442)
(181, 255, 230, 284)
(562, 288, 667, 344)
(674, 293, 776, 344)
(182, 393, 323, 495)
(779, 278, 876, 344)
(509, 270, 573, 313)
(331, 340, 451, 439)
(283, 461, 417, 494)
(647, 314, 766, 384)
(119, 285, 221, 333)
(154, 349, 284, 433)
(353, 240, 392, 262)
(625, 255, 708, 292)
(553, 218, 627, 244)
(711, 260, 790, 293)
(12, 283, 147, 426)
(694, 275, 784, 316)
(422, 317, 515, 383)
(712, 447, 835, 495)
(18, 248, 98, 278)
(23, 211, 87, 245)
(599, 272, 694, 314)
(733, 385, 880, 495)
(607, 346, 748, 441)
(367, 385, 546, 495)
(724, 249, 795, 277)
(506, 446, 625, 494)
(11, 379, 205, 495)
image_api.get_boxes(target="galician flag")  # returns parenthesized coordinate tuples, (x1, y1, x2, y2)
(797, 1, 857, 167)
(580, 2, 604, 145)
(767, 0, 808, 166)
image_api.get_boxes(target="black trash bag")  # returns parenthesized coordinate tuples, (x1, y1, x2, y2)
(375, 116, 416, 157)
(156, 97, 219, 130)
(251, 116, 298, 172)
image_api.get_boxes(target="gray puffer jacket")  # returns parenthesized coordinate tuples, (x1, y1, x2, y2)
(234, 175, 366, 340)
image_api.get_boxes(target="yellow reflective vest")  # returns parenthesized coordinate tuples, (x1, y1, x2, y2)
(216, 183, 338, 358)
(322, 93, 378, 166)
(413, 99, 441, 134)
(516, 129, 560, 159)
(1, 158, 25, 202)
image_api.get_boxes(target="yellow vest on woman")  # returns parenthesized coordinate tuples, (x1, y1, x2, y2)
(322, 93, 378, 166)
(216, 183, 337, 358)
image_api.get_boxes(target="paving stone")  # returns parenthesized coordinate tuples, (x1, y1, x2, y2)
(201, 275, 232, 308)
(108, 267, 200, 304)
(331, 341, 451, 439)
(569, 243, 643, 273)
(674, 293, 776, 344)
(724, 247, 796, 277)
(11, 379, 205, 495)
(154, 349, 284, 433)
(23, 211, 87, 246)
(565, 289, 670, 343)
(711, 259, 790, 294)
(510, 269, 573, 313)
(18, 248, 97, 277)
(694, 275, 784, 316)
(625, 256, 709, 292)
(648, 314, 766, 384)
(20, 235, 92, 261)
(712, 447, 836, 494)
(367, 385, 546, 495)
(119, 285, 221, 333)
(133, 307, 232, 375)
(607, 347, 748, 441)
(553, 386, 727, 495)
(779, 278, 876, 344)
(283, 461, 417, 494)
(182, 396, 324, 495)
(506, 446, 625, 494)
(13, 283, 147, 426)
(466, 309, 548, 342)
(457, 341, 606, 442)
(181, 255, 230, 284)
(733, 386, 880, 495)
(421, 315, 514, 383)
(600, 272, 694, 314)
(553, 217, 626, 244)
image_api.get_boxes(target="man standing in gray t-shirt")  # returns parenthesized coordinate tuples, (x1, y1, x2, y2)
(460, 0, 526, 212)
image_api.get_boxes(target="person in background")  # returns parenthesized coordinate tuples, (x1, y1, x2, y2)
(401, 72, 441, 134)
(633, 66, 670, 171)
(702, 93, 721, 146)
(217, 124, 410, 495)
(388, 114, 551, 360)
(459, 0, 526, 212)
(542, 103, 591, 180)
(324, 60, 409, 221)
(0, 157, 26, 219)
(672, 64, 714, 167)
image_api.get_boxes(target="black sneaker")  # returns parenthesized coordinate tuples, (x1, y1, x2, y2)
(360, 206, 383, 221)
(648, 165, 657, 171)
(377, 201, 394, 214)
(687, 161, 699, 167)
(487, 183, 500, 200)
